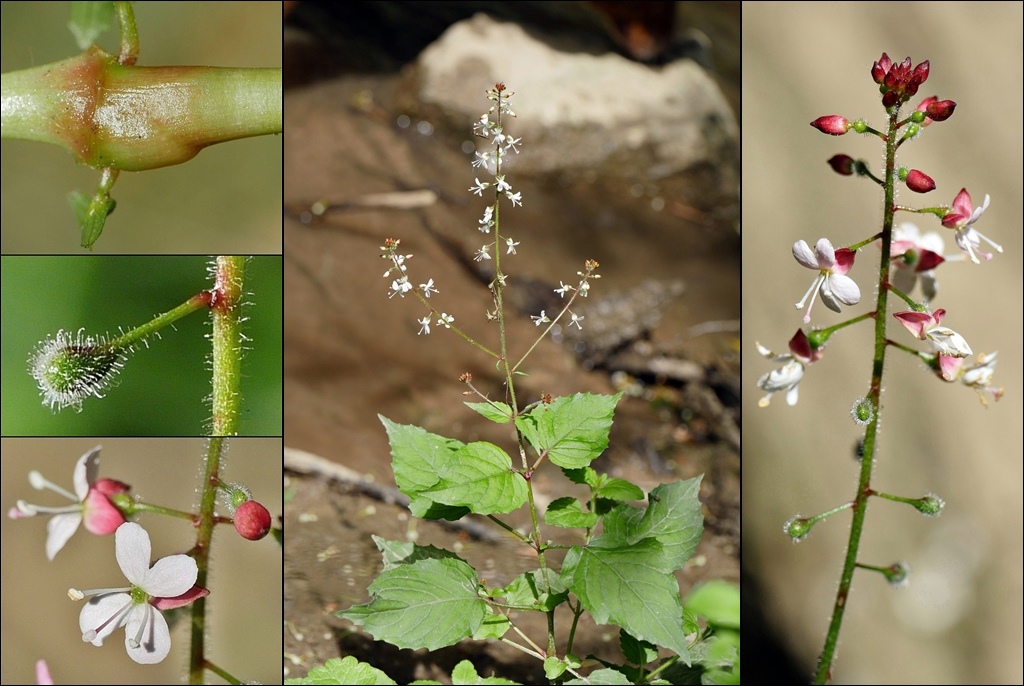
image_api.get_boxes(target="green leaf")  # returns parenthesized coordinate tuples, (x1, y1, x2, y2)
(515, 392, 622, 468)
(337, 557, 486, 650)
(448, 659, 521, 684)
(684, 580, 740, 629)
(473, 608, 511, 641)
(68, 1, 115, 50)
(543, 657, 568, 680)
(603, 477, 704, 571)
(424, 441, 528, 515)
(544, 496, 599, 528)
(465, 400, 513, 423)
(700, 632, 739, 684)
(596, 477, 645, 502)
(284, 655, 396, 685)
(370, 535, 460, 571)
(561, 466, 596, 486)
(564, 668, 635, 684)
(407, 497, 471, 521)
(379, 415, 462, 495)
(69, 190, 116, 250)
(620, 629, 660, 666)
(561, 538, 690, 660)
(497, 568, 568, 612)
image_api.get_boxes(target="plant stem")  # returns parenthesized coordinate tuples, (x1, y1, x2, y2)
(814, 106, 901, 684)
(1, 47, 281, 171)
(189, 437, 226, 685)
(106, 292, 211, 349)
(210, 256, 245, 437)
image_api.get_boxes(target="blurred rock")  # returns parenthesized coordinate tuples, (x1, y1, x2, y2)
(413, 13, 738, 191)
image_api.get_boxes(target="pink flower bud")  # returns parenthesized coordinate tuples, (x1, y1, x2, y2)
(827, 154, 856, 175)
(234, 500, 272, 541)
(906, 169, 936, 193)
(82, 488, 126, 535)
(810, 115, 850, 136)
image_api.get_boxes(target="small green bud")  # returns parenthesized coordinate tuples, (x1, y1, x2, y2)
(783, 515, 813, 542)
(220, 482, 252, 513)
(850, 397, 874, 426)
(882, 561, 910, 587)
(913, 493, 944, 517)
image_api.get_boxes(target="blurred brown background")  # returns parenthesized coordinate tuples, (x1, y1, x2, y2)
(743, 3, 1023, 684)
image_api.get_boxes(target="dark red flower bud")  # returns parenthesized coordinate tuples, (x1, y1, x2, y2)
(234, 500, 272, 541)
(873, 54, 931, 107)
(924, 99, 956, 122)
(827, 154, 856, 175)
(916, 249, 945, 272)
(910, 60, 930, 90)
(871, 53, 891, 84)
(906, 169, 936, 193)
(810, 115, 850, 136)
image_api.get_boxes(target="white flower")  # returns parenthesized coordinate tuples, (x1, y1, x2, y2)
(10, 446, 128, 560)
(478, 205, 495, 233)
(793, 238, 861, 323)
(474, 245, 491, 261)
(506, 237, 519, 255)
(756, 343, 807, 407)
(472, 151, 492, 170)
(961, 352, 1003, 405)
(389, 276, 413, 298)
(495, 175, 511, 193)
(554, 281, 574, 298)
(893, 309, 972, 357)
(437, 313, 455, 328)
(420, 279, 438, 297)
(72, 523, 205, 664)
(531, 311, 550, 326)
(506, 191, 522, 207)
(417, 316, 431, 335)
(755, 331, 822, 407)
(504, 136, 522, 153)
(568, 311, 585, 329)
(941, 189, 1001, 264)
(473, 114, 492, 137)
(469, 178, 489, 196)
(890, 222, 946, 302)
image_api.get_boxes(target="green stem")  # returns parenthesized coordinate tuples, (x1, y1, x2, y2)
(128, 501, 197, 521)
(814, 105, 901, 684)
(106, 292, 210, 350)
(114, 1, 139, 65)
(210, 256, 245, 437)
(202, 658, 241, 685)
(2, 46, 281, 171)
(189, 437, 226, 685)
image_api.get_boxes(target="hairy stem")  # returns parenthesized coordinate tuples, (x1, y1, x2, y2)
(210, 256, 245, 437)
(815, 106, 900, 684)
(189, 437, 225, 684)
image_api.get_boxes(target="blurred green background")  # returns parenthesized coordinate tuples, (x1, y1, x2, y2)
(0, 438, 282, 685)
(1, 1, 281, 253)
(1, 255, 282, 436)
